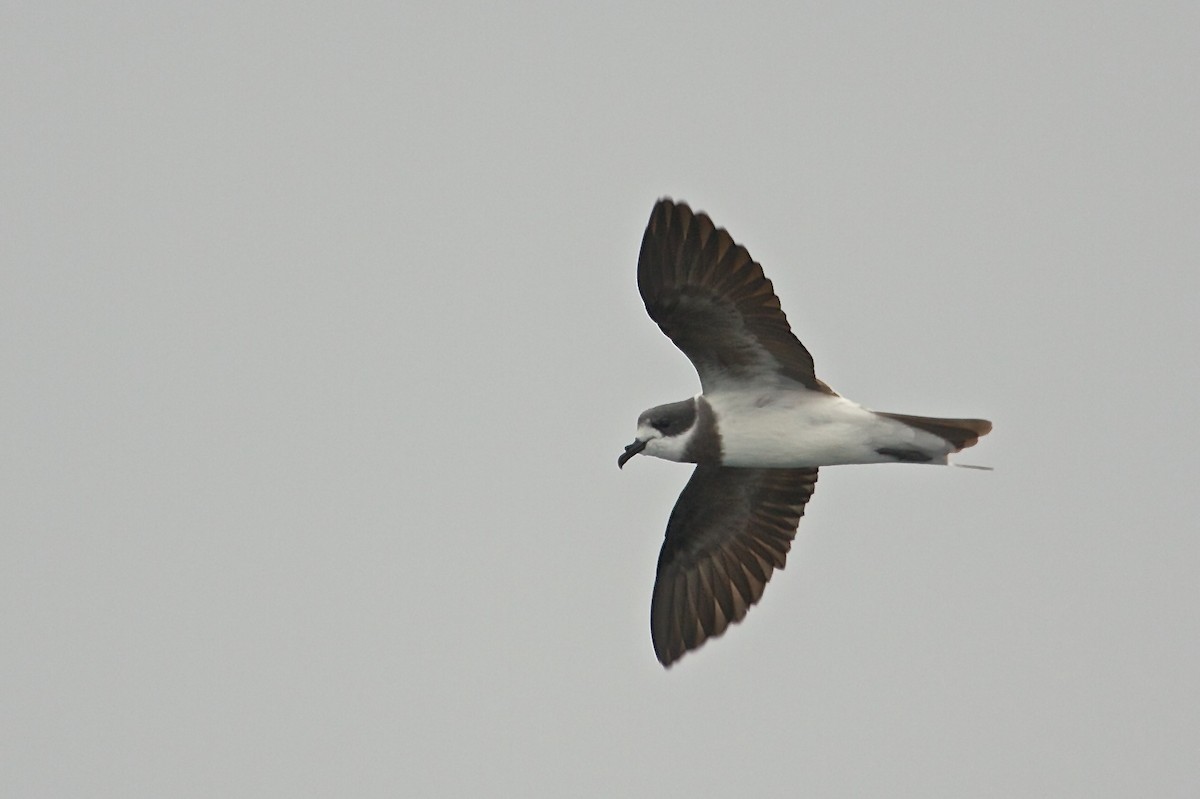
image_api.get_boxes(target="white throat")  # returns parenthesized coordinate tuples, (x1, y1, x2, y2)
(639, 422, 698, 463)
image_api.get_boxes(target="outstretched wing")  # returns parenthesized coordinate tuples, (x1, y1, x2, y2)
(637, 198, 831, 394)
(651, 465, 818, 667)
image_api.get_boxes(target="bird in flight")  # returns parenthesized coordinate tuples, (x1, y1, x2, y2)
(620, 198, 992, 667)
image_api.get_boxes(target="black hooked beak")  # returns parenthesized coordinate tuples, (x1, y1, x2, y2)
(617, 438, 647, 469)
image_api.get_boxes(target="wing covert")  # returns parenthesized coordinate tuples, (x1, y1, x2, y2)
(650, 465, 818, 666)
(637, 198, 832, 394)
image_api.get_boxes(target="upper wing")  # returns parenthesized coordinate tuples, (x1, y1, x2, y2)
(637, 198, 831, 394)
(650, 464, 819, 667)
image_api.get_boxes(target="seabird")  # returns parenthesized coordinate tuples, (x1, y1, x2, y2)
(621, 198, 992, 667)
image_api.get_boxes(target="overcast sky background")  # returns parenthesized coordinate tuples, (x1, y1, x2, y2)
(3, 3, 1198, 797)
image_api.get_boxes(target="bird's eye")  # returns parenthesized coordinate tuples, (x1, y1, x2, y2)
(651, 418, 670, 431)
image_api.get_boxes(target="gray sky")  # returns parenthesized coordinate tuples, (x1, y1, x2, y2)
(3, 3, 1198, 797)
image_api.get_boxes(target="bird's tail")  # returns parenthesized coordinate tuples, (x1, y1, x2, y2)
(875, 412, 993, 452)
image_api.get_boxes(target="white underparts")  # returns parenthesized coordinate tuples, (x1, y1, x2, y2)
(704, 389, 956, 468)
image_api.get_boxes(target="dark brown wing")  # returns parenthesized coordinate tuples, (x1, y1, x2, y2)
(638, 198, 832, 394)
(651, 465, 819, 667)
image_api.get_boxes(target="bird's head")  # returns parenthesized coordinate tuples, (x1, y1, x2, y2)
(618, 398, 699, 468)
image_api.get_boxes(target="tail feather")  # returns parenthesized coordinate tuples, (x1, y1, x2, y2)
(876, 412, 993, 452)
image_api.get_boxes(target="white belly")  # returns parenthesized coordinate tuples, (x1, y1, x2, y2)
(705, 389, 952, 468)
